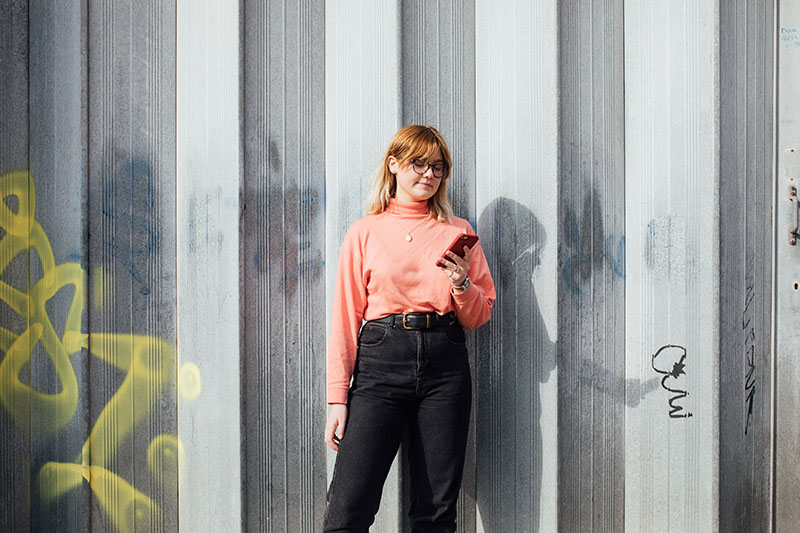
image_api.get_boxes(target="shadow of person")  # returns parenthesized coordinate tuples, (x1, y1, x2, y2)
(473, 197, 557, 532)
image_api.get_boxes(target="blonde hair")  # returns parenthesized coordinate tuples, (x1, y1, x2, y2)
(366, 125, 453, 222)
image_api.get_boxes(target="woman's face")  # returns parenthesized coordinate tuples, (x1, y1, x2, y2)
(388, 148, 444, 203)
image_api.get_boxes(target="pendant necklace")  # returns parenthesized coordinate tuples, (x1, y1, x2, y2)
(390, 209, 429, 242)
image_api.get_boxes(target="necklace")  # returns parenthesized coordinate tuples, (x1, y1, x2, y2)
(390, 209, 429, 242)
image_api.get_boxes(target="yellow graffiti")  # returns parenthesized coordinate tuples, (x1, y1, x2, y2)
(39, 461, 160, 532)
(147, 434, 184, 487)
(0, 170, 199, 532)
(179, 361, 202, 401)
(93, 266, 107, 310)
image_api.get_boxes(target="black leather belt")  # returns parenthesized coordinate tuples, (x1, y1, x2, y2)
(370, 311, 457, 330)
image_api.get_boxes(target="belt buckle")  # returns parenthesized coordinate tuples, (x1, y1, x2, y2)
(402, 312, 430, 330)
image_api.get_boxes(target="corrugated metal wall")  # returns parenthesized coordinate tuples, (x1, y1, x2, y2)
(0, 1, 793, 532)
(720, 0, 775, 531)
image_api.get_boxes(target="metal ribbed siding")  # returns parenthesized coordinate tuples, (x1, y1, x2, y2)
(719, 0, 775, 531)
(558, 1, 626, 530)
(86, 1, 178, 531)
(0, 1, 796, 532)
(624, 2, 720, 530)
(0, 1, 180, 531)
(0, 2, 31, 531)
(177, 1, 241, 531)
(28, 2, 88, 531)
(400, 0, 476, 222)
(776, 2, 800, 530)
(475, 0, 559, 531)
(240, 1, 327, 531)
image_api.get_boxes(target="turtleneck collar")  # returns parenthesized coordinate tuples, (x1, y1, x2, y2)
(388, 197, 429, 216)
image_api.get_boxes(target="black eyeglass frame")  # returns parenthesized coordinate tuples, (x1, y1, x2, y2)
(410, 158, 449, 179)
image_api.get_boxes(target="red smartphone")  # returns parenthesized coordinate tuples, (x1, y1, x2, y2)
(436, 233, 479, 267)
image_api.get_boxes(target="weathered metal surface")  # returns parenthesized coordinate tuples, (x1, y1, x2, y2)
(474, 0, 559, 531)
(240, 0, 327, 531)
(558, 0, 626, 530)
(0, 1, 31, 531)
(176, 1, 241, 531)
(27, 2, 88, 531)
(624, 2, 720, 531)
(85, 1, 178, 531)
(0, 1, 794, 532)
(719, 1, 775, 531)
(776, 2, 800, 530)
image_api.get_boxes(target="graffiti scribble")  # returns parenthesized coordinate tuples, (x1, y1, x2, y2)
(651, 344, 693, 418)
(0, 169, 198, 532)
(742, 274, 756, 435)
(561, 191, 625, 295)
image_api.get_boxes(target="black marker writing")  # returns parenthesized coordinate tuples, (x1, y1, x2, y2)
(651, 344, 693, 418)
(742, 275, 756, 435)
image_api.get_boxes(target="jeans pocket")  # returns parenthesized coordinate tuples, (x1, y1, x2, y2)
(358, 322, 389, 347)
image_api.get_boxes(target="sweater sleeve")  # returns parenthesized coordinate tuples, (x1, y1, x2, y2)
(451, 225, 496, 330)
(327, 225, 367, 404)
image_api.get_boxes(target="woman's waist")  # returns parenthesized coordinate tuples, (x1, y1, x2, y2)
(367, 311, 458, 330)
(362, 299, 455, 323)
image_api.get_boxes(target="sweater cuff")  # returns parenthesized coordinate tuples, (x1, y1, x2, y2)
(328, 386, 349, 405)
(452, 281, 479, 304)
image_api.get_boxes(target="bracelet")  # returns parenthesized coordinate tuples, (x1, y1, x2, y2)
(452, 275, 471, 292)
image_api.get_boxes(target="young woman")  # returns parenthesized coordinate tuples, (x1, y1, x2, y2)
(323, 125, 495, 532)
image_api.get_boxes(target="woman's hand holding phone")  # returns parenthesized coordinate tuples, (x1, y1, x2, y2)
(436, 233, 478, 289)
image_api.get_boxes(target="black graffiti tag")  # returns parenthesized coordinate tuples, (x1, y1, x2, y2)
(742, 275, 756, 435)
(651, 344, 693, 418)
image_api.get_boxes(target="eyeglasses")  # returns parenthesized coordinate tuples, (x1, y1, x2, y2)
(411, 158, 448, 179)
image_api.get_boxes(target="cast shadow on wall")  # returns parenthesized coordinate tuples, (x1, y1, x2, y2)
(473, 197, 556, 532)
(472, 196, 659, 532)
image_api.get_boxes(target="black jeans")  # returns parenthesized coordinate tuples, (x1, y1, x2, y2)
(323, 317, 472, 533)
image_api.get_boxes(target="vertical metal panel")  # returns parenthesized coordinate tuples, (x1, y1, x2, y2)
(400, 0, 476, 223)
(0, 1, 30, 531)
(557, 1, 626, 530)
(241, 0, 327, 530)
(27, 2, 88, 531)
(775, 1, 800, 530)
(324, 1, 403, 531)
(719, 1, 775, 531)
(86, 1, 178, 531)
(176, 1, 241, 531)
(399, 2, 477, 530)
(474, 1, 559, 531)
(624, 1, 720, 530)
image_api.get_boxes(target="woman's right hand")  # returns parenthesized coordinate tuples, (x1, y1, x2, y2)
(324, 403, 348, 451)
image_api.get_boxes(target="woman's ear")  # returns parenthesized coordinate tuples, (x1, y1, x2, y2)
(387, 155, 399, 174)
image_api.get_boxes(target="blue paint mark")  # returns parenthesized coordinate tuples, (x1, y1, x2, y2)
(279, 259, 326, 287)
(561, 193, 626, 295)
(612, 235, 626, 280)
(781, 28, 800, 47)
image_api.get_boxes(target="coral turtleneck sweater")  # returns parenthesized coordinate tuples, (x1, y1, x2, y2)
(327, 198, 496, 404)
